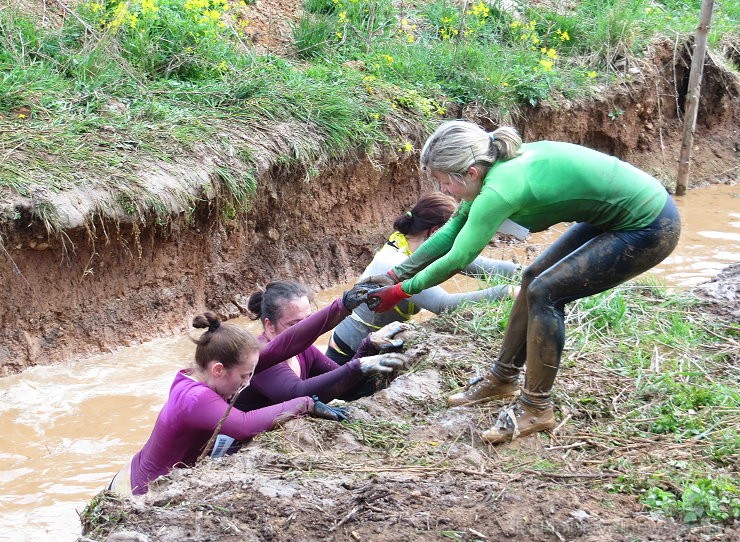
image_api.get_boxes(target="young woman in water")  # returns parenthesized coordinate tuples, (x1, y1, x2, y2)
(233, 281, 409, 412)
(109, 304, 360, 496)
(326, 192, 519, 365)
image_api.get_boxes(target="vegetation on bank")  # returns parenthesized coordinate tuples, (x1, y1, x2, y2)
(430, 280, 740, 525)
(1, 1, 739, 231)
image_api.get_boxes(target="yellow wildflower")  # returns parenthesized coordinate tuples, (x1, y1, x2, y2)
(141, 0, 158, 16)
(587, 70, 598, 78)
(539, 59, 554, 71)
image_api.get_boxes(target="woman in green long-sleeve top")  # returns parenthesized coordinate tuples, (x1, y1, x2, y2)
(359, 120, 681, 443)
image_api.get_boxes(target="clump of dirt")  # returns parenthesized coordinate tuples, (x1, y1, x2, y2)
(78, 296, 739, 541)
(691, 262, 740, 321)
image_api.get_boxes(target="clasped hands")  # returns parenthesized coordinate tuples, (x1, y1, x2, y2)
(342, 271, 411, 313)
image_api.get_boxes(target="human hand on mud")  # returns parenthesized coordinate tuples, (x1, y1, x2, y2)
(310, 395, 350, 422)
(369, 322, 412, 352)
(358, 352, 409, 376)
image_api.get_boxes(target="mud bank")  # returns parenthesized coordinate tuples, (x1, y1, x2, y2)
(76, 280, 740, 542)
(1, 43, 739, 374)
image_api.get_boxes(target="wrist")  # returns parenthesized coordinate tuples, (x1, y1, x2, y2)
(387, 269, 399, 283)
(393, 282, 411, 299)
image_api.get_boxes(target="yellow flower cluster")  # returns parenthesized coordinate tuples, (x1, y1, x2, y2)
(400, 18, 417, 43)
(467, 1, 490, 19)
(439, 16, 459, 41)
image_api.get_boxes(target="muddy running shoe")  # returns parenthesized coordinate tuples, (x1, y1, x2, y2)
(480, 402, 555, 444)
(447, 373, 520, 407)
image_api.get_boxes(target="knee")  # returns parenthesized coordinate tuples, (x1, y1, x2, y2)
(521, 265, 539, 286)
(525, 276, 550, 306)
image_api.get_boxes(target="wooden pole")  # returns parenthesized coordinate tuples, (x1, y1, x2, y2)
(675, 0, 714, 196)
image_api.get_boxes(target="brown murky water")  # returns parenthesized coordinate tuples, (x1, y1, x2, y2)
(1, 183, 737, 541)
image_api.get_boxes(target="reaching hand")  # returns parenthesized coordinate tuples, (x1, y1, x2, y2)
(366, 283, 411, 312)
(357, 270, 398, 288)
(369, 322, 412, 352)
(310, 396, 350, 422)
(342, 285, 375, 311)
(359, 352, 409, 376)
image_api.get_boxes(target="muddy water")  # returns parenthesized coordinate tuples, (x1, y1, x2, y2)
(1, 183, 738, 542)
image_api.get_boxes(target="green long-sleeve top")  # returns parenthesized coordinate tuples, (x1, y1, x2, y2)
(395, 141, 669, 295)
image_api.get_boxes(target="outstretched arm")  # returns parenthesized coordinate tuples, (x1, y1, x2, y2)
(188, 391, 313, 441)
(410, 283, 513, 314)
(257, 298, 348, 372)
(460, 256, 519, 279)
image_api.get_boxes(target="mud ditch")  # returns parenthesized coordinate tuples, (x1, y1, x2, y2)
(77, 312, 739, 542)
(1, 39, 739, 375)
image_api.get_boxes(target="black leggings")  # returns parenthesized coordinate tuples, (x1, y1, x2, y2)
(492, 196, 681, 409)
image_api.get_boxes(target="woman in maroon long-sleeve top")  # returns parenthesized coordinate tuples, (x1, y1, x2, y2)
(235, 281, 408, 412)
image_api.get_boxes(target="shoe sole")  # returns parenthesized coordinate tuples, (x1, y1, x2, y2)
(480, 416, 556, 444)
(447, 389, 520, 407)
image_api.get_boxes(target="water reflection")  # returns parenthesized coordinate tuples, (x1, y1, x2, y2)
(0, 183, 737, 541)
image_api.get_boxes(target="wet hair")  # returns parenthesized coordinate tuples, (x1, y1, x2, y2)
(393, 192, 457, 235)
(191, 311, 259, 370)
(247, 281, 313, 326)
(420, 120, 522, 178)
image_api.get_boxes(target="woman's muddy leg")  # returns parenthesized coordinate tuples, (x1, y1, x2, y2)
(519, 208, 680, 410)
(491, 223, 602, 383)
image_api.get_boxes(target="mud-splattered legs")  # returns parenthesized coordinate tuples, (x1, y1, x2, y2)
(490, 224, 602, 383)
(492, 200, 681, 409)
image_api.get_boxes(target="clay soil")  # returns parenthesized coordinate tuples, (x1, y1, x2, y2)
(78, 272, 739, 542)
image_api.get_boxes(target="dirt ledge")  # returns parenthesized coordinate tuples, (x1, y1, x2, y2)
(1, 42, 739, 374)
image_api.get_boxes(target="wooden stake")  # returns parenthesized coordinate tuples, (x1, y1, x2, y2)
(676, 0, 714, 196)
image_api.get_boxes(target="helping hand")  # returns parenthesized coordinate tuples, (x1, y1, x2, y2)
(357, 270, 398, 288)
(366, 283, 411, 312)
(369, 322, 412, 352)
(359, 352, 409, 376)
(342, 284, 375, 311)
(310, 395, 350, 422)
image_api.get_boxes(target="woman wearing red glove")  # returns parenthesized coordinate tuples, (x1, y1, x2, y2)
(362, 120, 680, 444)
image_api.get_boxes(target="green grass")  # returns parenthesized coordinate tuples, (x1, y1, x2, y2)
(435, 278, 739, 525)
(1, 1, 738, 232)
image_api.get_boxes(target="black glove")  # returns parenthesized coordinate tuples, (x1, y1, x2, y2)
(310, 395, 350, 422)
(342, 284, 379, 311)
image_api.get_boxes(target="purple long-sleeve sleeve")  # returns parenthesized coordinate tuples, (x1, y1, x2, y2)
(256, 297, 349, 372)
(247, 345, 364, 404)
(130, 370, 312, 495)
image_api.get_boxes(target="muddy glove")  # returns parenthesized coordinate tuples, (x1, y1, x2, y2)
(342, 284, 375, 311)
(366, 283, 411, 312)
(357, 269, 399, 288)
(369, 322, 412, 352)
(310, 395, 350, 422)
(359, 352, 409, 375)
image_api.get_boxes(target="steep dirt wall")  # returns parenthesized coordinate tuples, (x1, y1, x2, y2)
(1, 44, 738, 375)
(0, 155, 426, 375)
(519, 40, 740, 184)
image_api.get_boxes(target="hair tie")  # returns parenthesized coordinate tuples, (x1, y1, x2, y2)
(208, 321, 221, 333)
(405, 211, 413, 218)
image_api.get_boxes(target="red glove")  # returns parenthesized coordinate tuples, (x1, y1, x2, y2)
(367, 283, 411, 313)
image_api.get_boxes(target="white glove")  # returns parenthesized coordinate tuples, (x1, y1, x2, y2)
(359, 353, 409, 376)
(369, 322, 412, 351)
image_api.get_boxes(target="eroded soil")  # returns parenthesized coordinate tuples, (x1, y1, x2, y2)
(2, 1, 739, 374)
(78, 272, 740, 541)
